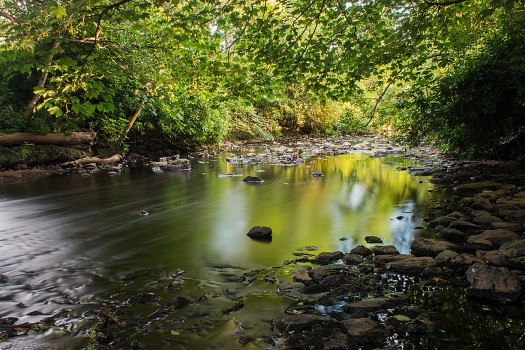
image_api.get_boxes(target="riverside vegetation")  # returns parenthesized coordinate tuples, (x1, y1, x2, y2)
(0, 136, 524, 349)
(1, 0, 525, 349)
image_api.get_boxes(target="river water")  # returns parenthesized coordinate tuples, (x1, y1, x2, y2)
(0, 148, 445, 348)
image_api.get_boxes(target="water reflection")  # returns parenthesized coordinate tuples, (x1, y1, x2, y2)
(0, 151, 440, 341)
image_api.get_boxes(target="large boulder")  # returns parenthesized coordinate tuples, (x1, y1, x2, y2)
(411, 238, 459, 258)
(466, 264, 522, 302)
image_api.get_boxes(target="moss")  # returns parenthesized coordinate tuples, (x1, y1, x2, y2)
(0, 144, 85, 168)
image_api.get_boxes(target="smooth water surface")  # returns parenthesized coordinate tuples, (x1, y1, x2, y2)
(0, 150, 443, 348)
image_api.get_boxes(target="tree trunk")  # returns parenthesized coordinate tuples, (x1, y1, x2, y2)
(0, 132, 96, 146)
(23, 38, 61, 118)
(118, 99, 145, 144)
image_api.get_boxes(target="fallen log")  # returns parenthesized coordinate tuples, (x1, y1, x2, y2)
(0, 132, 96, 146)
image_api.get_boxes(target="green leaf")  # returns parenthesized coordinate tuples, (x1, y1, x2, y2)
(394, 315, 411, 322)
(50, 6, 67, 19)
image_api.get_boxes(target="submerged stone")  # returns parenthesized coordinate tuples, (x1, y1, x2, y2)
(242, 175, 264, 183)
(276, 314, 340, 331)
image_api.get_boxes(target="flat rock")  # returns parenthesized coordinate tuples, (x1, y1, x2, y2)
(411, 238, 459, 258)
(343, 318, 380, 337)
(315, 251, 344, 265)
(472, 212, 504, 228)
(389, 256, 436, 274)
(371, 245, 399, 255)
(490, 222, 523, 232)
(342, 294, 408, 313)
(466, 264, 522, 302)
(365, 235, 383, 244)
(311, 171, 324, 178)
(374, 254, 412, 267)
(422, 266, 455, 278)
(350, 245, 373, 256)
(428, 216, 455, 228)
(246, 226, 272, 239)
(449, 253, 486, 273)
(436, 228, 467, 241)
(434, 250, 459, 267)
(278, 281, 305, 291)
(476, 250, 508, 267)
(499, 240, 525, 258)
(467, 229, 520, 248)
(448, 219, 482, 233)
(465, 236, 494, 251)
(454, 181, 504, 196)
(276, 314, 340, 331)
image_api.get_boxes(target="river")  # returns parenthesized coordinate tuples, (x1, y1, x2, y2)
(0, 147, 445, 348)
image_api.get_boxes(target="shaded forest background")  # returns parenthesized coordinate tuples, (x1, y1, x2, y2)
(0, 0, 524, 158)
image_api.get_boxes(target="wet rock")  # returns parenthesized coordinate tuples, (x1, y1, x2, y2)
(374, 254, 412, 267)
(472, 212, 504, 228)
(163, 158, 191, 170)
(411, 238, 459, 258)
(323, 332, 354, 349)
(148, 297, 191, 319)
(464, 236, 494, 251)
(428, 216, 455, 229)
(350, 245, 373, 256)
(462, 197, 494, 211)
(447, 211, 468, 220)
(476, 250, 508, 267)
(436, 228, 467, 241)
(127, 293, 160, 304)
(293, 270, 314, 285)
(310, 265, 352, 284)
(454, 181, 504, 196)
(502, 209, 525, 224)
(466, 230, 520, 249)
(343, 253, 364, 265)
(278, 281, 305, 291)
(371, 245, 399, 255)
(389, 257, 436, 274)
(246, 226, 272, 240)
(242, 176, 264, 183)
(422, 266, 455, 278)
(294, 270, 313, 285)
(448, 220, 482, 233)
(499, 240, 525, 258)
(490, 222, 523, 232)
(466, 264, 522, 302)
(276, 315, 340, 331)
(222, 302, 245, 315)
(449, 253, 486, 273)
(342, 294, 408, 313)
(311, 171, 324, 178)
(315, 251, 344, 265)
(396, 167, 407, 171)
(303, 284, 332, 294)
(343, 318, 380, 337)
(365, 236, 383, 244)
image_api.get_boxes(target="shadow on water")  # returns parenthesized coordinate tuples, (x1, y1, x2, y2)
(0, 151, 446, 348)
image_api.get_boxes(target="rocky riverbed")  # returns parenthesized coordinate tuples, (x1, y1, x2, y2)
(1, 135, 524, 348)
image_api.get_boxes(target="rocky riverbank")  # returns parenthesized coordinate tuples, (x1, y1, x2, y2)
(1, 135, 524, 348)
